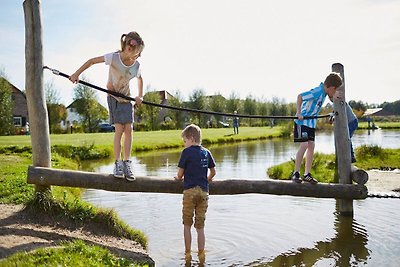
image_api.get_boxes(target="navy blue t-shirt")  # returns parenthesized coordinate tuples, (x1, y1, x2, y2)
(178, 145, 216, 192)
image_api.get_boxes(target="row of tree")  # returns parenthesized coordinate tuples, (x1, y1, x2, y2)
(1, 68, 400, 135)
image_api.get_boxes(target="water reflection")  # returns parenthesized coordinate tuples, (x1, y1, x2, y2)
(81, 129, 400, 266)
(250, 207, 370, 267)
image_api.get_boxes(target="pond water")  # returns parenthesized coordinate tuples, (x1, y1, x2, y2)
(82, 129, 400, 266)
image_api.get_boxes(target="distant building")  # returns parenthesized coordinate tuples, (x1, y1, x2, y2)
(62, 99, 108, 130)
(363, 108, 393, 117)
(1, 78, 29, 133)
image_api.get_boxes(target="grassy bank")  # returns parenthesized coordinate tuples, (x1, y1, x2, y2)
(0, 151, 148, 266)
(0, 126, 284, 151)
(2, 240, 147, 267)
(267, 145, 400, 183)
(358, 121, 400, 129)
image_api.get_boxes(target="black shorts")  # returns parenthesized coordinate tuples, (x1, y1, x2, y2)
(293, 122, 315, 142)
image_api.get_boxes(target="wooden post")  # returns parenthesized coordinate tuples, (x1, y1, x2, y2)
(332, 63, 353, 216)
(27, 166, 368, 199)
(24, 0, 51, 193)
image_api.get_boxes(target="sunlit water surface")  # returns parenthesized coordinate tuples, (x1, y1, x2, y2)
(82, 129, 400, 266)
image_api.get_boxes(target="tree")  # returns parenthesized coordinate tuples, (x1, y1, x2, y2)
(0, 72, 14, 135)
(226, 92, 241, 113)
(257, 98, 269, 126)
(188, 88, 206, 126)
(208, 93, 226, 127)
(381, 100, 400, 115)
(243, 94, 257, 126)
(45, 81, 66, 133)
(73, 79, 108, 133)
(166, 90, 185, 129)
(140, 90, 162, 131)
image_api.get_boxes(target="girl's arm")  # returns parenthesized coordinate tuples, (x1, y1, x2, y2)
(135, 76, 144, 104)
(69, 56, 105, 83)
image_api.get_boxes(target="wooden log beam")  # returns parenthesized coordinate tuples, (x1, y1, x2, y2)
(351, 165, 368, 185)
(27, 166, 368, 200)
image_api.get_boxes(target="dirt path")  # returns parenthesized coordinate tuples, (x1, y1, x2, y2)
(0, 204, 153, 264)
(1, 170, 399, 263)
(365, 169, 400, 194)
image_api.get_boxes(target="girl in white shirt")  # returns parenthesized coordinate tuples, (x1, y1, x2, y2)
(69, 31, 145, 181)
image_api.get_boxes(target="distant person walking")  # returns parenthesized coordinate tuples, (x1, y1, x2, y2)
(233, 110, 239, 134)
(69, 31, 145, 181)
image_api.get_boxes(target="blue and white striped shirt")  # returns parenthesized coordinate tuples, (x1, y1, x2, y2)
(294, 83, 327, 128)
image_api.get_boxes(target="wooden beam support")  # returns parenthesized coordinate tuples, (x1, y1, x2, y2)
(27, 166, 368, 200)
(24, 0, 51, 194)
(351, 165, 368, 185)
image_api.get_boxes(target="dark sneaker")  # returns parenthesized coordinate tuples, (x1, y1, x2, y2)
(113, 160, 124, 178)
(291, 171, 302, 183)
(124, 160, 136, 181)
(303, 173, 318, 184)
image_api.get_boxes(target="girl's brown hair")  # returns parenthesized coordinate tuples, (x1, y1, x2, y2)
(120, 31, 145, 53)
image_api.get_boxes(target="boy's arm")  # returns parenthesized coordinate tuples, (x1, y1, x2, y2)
(208, 167, 216, 182)
(296, 94, 304, 120)
(69, 56, 105, 83)
(174, 167, 184, 181)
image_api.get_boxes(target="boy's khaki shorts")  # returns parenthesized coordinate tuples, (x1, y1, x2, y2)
(182, 186, 209, 229)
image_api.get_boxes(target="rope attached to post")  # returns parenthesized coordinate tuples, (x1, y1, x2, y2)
(44, 66, 333, 120)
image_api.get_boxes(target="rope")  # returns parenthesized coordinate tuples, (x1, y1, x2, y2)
(43, 66, 333, 120)
(367, 192, 400, 199)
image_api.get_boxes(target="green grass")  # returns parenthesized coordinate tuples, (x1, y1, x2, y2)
(0, 151, 148, 263)
(358, 121, 400, 129)
(354, 145, 400, 170)
(267, 153, 336, 183)
(267, 146, 400, 182)
(0, 239, 149, 267)
(0, 126, 284, 151)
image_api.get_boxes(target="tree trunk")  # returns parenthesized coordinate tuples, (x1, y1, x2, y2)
(24, 0, 51, 194)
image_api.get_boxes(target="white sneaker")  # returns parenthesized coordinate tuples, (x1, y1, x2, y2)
(113, 160, 124, 178)
(124, 160, 136, 181)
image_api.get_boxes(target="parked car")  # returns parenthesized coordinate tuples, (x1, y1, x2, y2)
(99, 123, 115, 132)
(219, 121, 229, 128)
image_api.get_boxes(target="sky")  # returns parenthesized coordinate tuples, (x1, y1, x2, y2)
(1, 0, 400, 107)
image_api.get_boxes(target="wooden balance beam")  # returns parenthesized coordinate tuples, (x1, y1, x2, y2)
(27, 166, 368, 200)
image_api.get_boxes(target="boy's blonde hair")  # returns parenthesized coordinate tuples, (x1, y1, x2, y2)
(181, 124, 202, 144)
(120, 31, 145, 54)
(324, 72, 343, 88)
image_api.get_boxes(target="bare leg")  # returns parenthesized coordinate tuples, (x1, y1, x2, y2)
(113, 123, 124, 160)
(197, 227, 206, 265)
(184, 225, 192, 254)
(304, 141, 315, 174)
(295, 142, 308, 172)
(196, 227, 205, 252)
(123, 123, 132, 160)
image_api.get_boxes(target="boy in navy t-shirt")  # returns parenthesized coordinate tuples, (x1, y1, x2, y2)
(175, 124, 216, 264)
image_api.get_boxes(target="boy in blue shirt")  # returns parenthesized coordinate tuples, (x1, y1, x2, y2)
(175, 124, 216, 264)
(292, 73, 343, 184)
